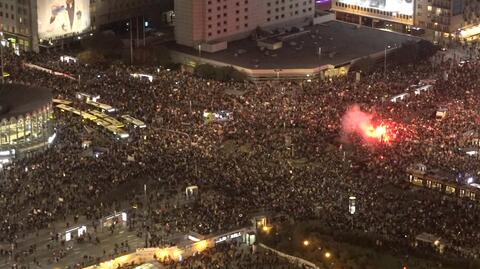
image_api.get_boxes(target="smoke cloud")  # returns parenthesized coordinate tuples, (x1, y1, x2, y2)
(341, 105, 390, 143)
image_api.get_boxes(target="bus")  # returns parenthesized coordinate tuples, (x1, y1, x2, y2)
(86, 100, 116, 113)
(105, 125, 129, 139)
(55, 104, 98, 121)
(121, 115, 146, 128)
(90, 110, 124, 128)
(53, 99, 73, 105)
(407, 168, 479, 202)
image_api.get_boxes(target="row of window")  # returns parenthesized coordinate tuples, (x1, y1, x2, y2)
(0, 24, 30, 35)
(0, 2, 14, 10)
(267, 8, 311, 21)
(267, 0, 312, 7)
(208, 15, 248, 28)
(207, 23, 249, 37)
(0, 11, 14, 20)
(208, 7, 249, 13)
(207, 0, 249, 4)
(268, 6, 312, 14)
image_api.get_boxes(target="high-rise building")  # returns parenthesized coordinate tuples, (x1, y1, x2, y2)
(415, 0, 480, 42)
(0, 0, 37, 52)
(331, 0, 480, 43)
(174, 0, 316, 51)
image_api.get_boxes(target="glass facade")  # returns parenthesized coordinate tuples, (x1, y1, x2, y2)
(0, 104, 53, 159)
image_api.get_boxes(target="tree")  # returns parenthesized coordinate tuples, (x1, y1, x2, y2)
(134, 45, 171, 66)
(351, 57, 376, 74)
(195, 64, 217, 79)
(389, 40, 437, 66)
(77, 50, 107, 65)
(80, 31, 123, 59)
(417, 39, 438, 60)
(194, 64, 247, 82)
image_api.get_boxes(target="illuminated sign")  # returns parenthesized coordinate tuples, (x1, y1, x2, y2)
(187, 235, 201, 242)
(336, 0, 413, 16)
(215, 232, 242, 243)
(349, 196, 356, 215)
(37, 0, 91, 40)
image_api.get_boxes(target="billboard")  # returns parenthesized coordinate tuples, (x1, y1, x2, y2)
(337, 0, 413, 16)
(37, 0, 90, 40)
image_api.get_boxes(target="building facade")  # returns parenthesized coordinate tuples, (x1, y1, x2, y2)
(331, 0, 414, 33)
(331, 0, 480, 43)
(415, 0, 480, 42)
(0, 0, 37, 52)
(90, 0, 170, 31)
(174, 0, 316, 50)
(0, 0, 170, 52)
(0, 84, 54, 164)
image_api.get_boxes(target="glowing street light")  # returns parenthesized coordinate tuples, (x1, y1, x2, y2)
(303, 240, 310, 246)
(324, 251, 331, 259)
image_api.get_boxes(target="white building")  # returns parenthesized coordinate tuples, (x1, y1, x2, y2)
(174, 0, 315, 52)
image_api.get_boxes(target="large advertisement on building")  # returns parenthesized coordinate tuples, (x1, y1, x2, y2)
(337, 0, 413, 16)
(37, 0, 90, 40)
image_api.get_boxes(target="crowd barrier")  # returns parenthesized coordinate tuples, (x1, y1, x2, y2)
(23, 63, 78, 81)
(82, 227, 254, 269)
(258, 243, 320, 269)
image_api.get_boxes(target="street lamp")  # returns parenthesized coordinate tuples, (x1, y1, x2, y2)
(384, 45, 391, 78)
(303, 240, 309, 246)
(144, 184, 148, 247)
(325, 251, 331, 259)
(0, 32, 6, 84)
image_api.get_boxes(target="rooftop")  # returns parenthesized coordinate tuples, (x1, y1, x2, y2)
(170, 20, 420, 70)
(0, 84, 52, 121)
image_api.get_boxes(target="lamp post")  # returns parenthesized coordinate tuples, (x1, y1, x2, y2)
(144, 184, 148, 247)
(0, 32, 6, 84)
(384, 45, 391, 78)
(129, 19, 134, 65)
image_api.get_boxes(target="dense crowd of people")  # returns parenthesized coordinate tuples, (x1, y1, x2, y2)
(159, 242, 303, 269)
(1, 43, 480, 268)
